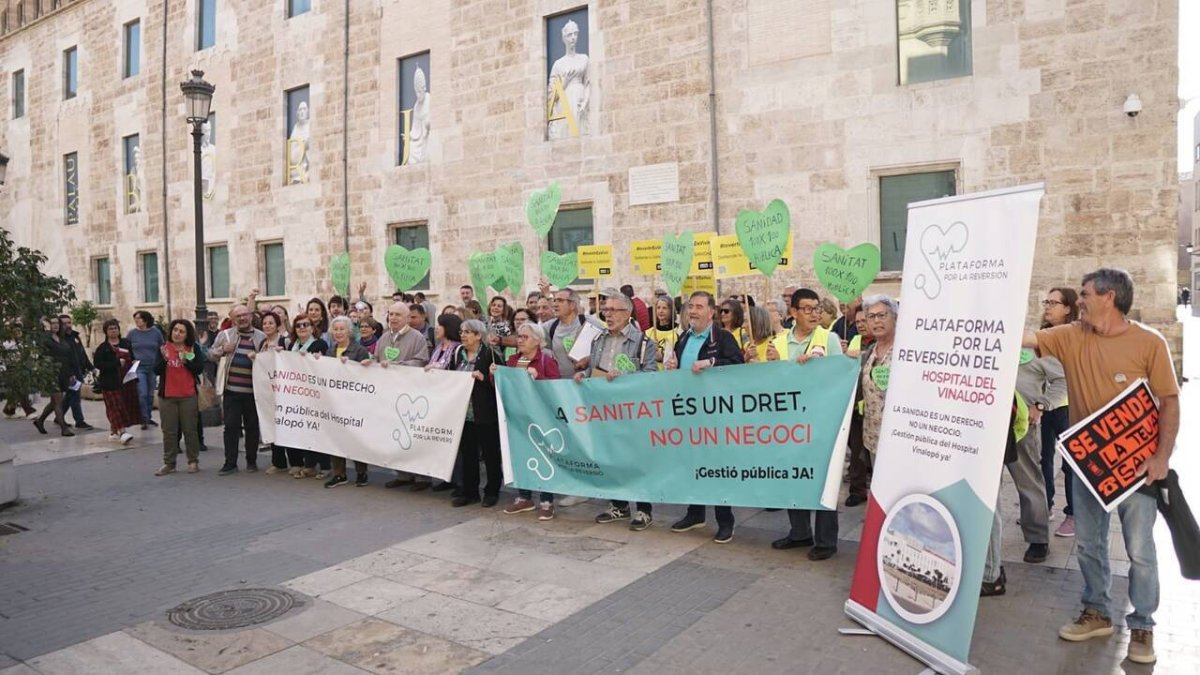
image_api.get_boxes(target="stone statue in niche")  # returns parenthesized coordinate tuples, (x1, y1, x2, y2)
(546, 19, 589, 139)
(201, 119, 216, 200)
(406, 67, 431, 164)
(127, 146, 144, 213)
(287, 101, 311, 184)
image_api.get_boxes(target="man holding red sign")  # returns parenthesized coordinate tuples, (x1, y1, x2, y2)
(1024, 268, 1180, 665)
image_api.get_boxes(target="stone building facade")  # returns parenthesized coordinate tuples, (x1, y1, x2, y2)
(0, 0, 1182, 348)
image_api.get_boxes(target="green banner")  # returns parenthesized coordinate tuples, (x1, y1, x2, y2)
(496, 357, 859, 509)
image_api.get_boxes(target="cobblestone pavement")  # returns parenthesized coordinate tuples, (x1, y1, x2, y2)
(0, 311, 1197, 674)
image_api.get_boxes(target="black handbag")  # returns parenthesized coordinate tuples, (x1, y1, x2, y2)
(1149, 470, 1200, 580)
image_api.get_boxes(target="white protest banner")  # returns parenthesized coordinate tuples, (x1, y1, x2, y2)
(845, 184, 1044, 675)
(252, 351, 472, 480)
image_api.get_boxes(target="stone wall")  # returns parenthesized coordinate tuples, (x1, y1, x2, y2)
(0, 0, 1181, 354)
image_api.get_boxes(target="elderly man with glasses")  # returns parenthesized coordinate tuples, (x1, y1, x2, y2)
(575, 289, 659, 530)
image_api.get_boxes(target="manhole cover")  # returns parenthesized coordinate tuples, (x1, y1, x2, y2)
(167, 588, 297, 630)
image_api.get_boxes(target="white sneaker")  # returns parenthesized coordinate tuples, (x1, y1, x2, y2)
(109, 433, 120, 441)
(556, 495, 587, 507)
(120, 432, 134, 445)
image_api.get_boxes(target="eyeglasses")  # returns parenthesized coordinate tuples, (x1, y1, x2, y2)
(867, 312, 890, 321)
(1041, 300, 1064, 307)
(795, 306, 820, 314)
(516, 335, 531, 340)
(606, 307, 630, 313)
(719, 308, 731, 314)
(295, 321, 311, 328)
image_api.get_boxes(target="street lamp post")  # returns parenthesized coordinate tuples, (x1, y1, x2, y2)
(180, 70, 215, 328)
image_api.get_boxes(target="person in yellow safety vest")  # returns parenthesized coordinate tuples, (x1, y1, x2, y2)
(743, 305, 789, 363)
(771, 288, 844, 560)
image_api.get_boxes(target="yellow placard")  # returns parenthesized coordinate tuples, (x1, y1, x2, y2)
(691, 232, 715, 276)
(712, 233, 794, 278)
(631, 239, 662, 276)
(682, 273, 718, 296)
(577, 244, 614, 278)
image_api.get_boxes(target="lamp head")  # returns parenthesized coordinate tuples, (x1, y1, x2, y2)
(180, 69, 215, 125)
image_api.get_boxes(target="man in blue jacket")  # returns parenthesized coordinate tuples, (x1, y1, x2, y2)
(666, 291, 744, 543)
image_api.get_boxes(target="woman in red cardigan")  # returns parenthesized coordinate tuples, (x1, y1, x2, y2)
(491, 321, 560, 520)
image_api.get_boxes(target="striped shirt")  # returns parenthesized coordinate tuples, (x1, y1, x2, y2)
(225, 332, 258, 394)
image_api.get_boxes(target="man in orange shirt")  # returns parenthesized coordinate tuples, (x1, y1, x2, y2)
(1024, 268, 1180, 665)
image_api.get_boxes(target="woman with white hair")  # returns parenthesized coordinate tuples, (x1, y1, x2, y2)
(858, 294, 898, 460)
(321, 316, 372, 488)
(452, 319, 505, 507)
(492, 321, 560, 520)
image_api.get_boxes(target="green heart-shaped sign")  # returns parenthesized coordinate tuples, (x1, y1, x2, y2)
(1019, 348, 1035, 366)
(468, 251, 506, 294)
(660, 231, 695, 298)
(384, 245, 431, 292)
(734, 199, 791, 277)
(562, 336, 575, 352)
(813, 243, 882, 304)
(871, 365, 890, 391)
(526, 182, 562, 237)
(384, 346, 400, 362)
(330, 252, 351, 297)
(540, 251, 578, 288)
(613, 353, 636, 374)
(496, 242, 525, 296)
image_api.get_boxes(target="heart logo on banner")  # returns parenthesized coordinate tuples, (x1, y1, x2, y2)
(613, 353, 637, 373)
(383, 346, 400, 362)
(496, 242, 525, 297)
(735, 199, 791, 277)
(812, 243, 882, 304)
(391, 393, 430, 450)
(526, 182, 562, 237)
(468, 251, 507, 294)
(660, 231, 695, 298)
(526, 423, 565, 480)
(384, 245, 432, 292)
(540, 251, 578, 288)
(330, 252, 351, 297)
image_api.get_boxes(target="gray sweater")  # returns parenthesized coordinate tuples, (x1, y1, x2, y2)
(1016, 354, 1068, 411)
(374, 327, 430, 367)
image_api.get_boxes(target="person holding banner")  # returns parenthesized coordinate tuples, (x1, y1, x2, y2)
(453, 320, 505, 508)
(322, 316, 375, 489)
(771, 288, 843, 559)
(575, 292, 658, 531)
(1010, 349, 1059, 563)
(1024, 269, 1180, 665)
(283, 315, 329, 479)
(497, 322, 561, 520)
(374, 302, 432, 490)
(666, 291, 745, 544)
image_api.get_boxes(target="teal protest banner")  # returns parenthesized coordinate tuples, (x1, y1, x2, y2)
(495, 357, 859, 509)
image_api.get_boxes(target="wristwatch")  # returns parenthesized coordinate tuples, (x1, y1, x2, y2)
(1034, 402, 1046, 411)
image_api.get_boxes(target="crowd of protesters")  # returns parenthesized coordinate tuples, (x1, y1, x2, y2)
(3, 267, 1178, 665)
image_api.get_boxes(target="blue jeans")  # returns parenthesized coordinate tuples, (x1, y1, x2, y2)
(1040, 406, 1073, 515)
(1072, 473, 1159, 629)
(64, 387, 86, 425)
(136, 370, 156, 423)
